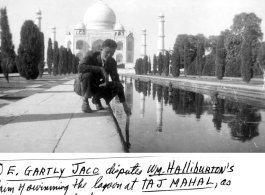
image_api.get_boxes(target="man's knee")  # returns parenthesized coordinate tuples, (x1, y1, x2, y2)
(80, 72, 93, 82)
(114, 81, 124, 90)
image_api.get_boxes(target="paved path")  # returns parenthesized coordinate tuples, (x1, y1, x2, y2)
(0, 79, 125, 153)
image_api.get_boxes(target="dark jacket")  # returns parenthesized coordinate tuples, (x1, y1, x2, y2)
(78, 51, 120, 82)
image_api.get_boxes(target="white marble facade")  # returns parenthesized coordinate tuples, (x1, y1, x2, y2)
(64, 0, 134, 65)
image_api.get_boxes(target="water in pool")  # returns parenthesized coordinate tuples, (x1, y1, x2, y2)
(110, 78, 265, 153)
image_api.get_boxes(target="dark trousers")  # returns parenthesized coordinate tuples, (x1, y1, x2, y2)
(80, 72, 125, 104)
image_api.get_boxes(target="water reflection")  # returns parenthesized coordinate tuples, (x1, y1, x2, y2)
(125, 115, 131, 149)
(171, 89, 204, 118)
(156, 98, 163, 132)
(112, 78, 265, 152)
(111, 78, 133, 150)
(225, 101, 261, 142)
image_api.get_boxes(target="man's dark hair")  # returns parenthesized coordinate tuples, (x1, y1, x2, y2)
(102, 39, 117, 49)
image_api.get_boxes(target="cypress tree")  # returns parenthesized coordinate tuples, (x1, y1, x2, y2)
(257, 42, 265, 72)
(171, 47, 180, 77)
(38, 32, 45, 78)
(225, 34, 242, 77)
(0, 51, 2, 74)
(134, 59, 138, 74)
(16, 20, 42, 80)
(148, 56, 151, 74)
(58, 46, 64, 75)
(75, 56, 79, 73)
(138, 58, 143, 75)
(215, 35, 226, 80)
(164, 50, 170, 76)
(67, 49, 72, 74)
(47, 38, 53, 75)
(241, 32, 253, 83)
(183, 42, 189, 77)
(157, 52, 163, 75)
(153, 54, 157, 75)
(141, 57, 145, 74)
(0, 7, 16, 82)
(142, 55, 148, 75)
(71, 54, 76, 74)
(187, 60, 197, 75)
(202, 54, 216, 76)
(196, 41, 205, 76)
(231, 13, 263, 81)
(53, 41, 59, 76)
(63, 48, 68, 75)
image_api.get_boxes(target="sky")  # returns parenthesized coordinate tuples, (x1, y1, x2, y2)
(1, 0, 265, 62)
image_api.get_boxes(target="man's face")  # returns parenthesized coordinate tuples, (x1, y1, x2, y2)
(101, 46, 116, 62)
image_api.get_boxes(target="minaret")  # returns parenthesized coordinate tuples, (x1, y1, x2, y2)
(51, 26, 56, 46)
(141, 28, 147, 58)
(35, 9, 42, 31)
(157, 13, 165, 55)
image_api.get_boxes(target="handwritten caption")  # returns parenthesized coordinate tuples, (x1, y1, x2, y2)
(0, 158, 234, 195)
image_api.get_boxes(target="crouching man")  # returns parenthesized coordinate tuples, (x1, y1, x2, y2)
(78, 39, 131, 115)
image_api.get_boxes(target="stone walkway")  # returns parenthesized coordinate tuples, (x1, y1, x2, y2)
(0, 79, 125, 153)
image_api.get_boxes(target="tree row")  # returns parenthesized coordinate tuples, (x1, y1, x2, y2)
(0, 7, 79, 82)
(135, 12, 265, 83)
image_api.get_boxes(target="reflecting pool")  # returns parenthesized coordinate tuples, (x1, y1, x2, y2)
(110, 78, 265, 153)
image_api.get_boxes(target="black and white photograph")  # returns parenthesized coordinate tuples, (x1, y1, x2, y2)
(0, 0, 264, 194)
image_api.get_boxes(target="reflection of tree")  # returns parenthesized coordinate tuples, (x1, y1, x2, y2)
(125, 115, 131, 149)
(225, 101, 261, 142)
(171, 88, 204, 119)
(134, 80, 148, 96)
(156, 85, 163, 102)
(195, 93, 204, 119)
(142, 81, 148, 97)
(163, 86, 169, 105)
(212, 99, 224, 131)
(134, 80, 140, 93)
(152, 83, 157, 100)
(147, 81, 151, 97)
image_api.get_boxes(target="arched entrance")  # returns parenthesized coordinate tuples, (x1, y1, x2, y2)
(76, 40, 83, 50)
(92, 39, 104, 51)
(116, 53, 123, 63)
(117, 41, 123, 50)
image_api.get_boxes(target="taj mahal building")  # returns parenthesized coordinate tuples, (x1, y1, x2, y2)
(64, 0, 134, 65)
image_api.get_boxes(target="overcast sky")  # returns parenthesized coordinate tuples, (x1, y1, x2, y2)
(1, 0, 265, 62)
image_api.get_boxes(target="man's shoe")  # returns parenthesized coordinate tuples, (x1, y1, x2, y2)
(82, 100, 92, 113)
(96, 101, 105, 110)
(92, 97, 105, 110)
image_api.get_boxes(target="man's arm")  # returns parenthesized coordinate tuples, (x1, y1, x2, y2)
(108, 58, 120, 82)
(78, 51, 102, 74)
(122, 102, 132, 116)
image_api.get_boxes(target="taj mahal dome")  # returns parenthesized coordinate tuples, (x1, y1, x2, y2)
(64, 0, 134, 65)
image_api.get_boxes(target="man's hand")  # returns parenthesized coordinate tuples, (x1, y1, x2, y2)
(122, 103, 132, 116)
(101, 67, 109, 83)
(98, 82, 107, 87)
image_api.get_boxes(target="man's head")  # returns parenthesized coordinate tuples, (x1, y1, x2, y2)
(101, 39, 117, 62)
